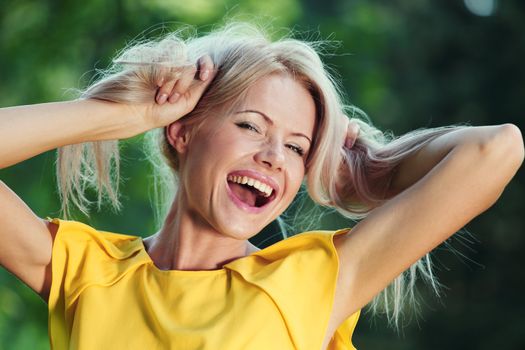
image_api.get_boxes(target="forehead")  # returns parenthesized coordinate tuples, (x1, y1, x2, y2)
(238, 74, 317, 139)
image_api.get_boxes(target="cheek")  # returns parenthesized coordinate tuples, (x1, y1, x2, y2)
(187, 129, 230, 166)
(179, 142, 217, 196)
(285, 163, 306, 198)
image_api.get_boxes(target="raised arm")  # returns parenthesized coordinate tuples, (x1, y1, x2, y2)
(0, 100, 143, 169)
(0, 57, 215, 300)
(332, 124, 524, 322)
(385, 126, 502, 196)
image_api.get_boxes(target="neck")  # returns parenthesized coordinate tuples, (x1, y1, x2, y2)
(142, 194, 260, 271)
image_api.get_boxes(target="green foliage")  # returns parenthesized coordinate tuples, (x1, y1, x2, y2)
(1, 0, 523, 349)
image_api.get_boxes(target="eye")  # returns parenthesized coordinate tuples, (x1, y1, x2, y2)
(236, 122, 260, 134)
(287, 144, 305, 157)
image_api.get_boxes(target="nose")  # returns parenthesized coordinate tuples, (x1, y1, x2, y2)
(254, 139, 285, 171)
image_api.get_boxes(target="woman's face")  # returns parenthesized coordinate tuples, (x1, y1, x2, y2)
(175, 73, 317, 239)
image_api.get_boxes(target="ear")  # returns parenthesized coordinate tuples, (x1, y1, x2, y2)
(166, 121, 191, 154)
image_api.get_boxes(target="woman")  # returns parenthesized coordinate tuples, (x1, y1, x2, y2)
(0, 23, 523, 350)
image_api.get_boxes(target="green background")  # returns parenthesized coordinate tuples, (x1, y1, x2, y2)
(1, 0, 524, 349)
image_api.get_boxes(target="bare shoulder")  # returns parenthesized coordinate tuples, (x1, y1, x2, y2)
(0, 179, 59, 301)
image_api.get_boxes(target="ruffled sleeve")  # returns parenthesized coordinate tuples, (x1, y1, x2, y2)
(224, 228, 360, 350)
(46, 218, 148, 350)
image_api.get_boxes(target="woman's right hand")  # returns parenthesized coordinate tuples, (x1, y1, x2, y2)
(143, 55, 217, 129)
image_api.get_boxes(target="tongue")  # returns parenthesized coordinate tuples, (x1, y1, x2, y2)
(229, 182, 257, 207)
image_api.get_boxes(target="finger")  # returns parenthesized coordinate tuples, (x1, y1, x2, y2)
(168, 65, 197, 103)
(197, 55, 214, 81)
(156, 64, 187, 102)
(345, 137, 356, 149)
(345, 121, 360, 149)
(154, 60, 217, 124)
(156, 66, 170, 87)
(348, 121, 360, 135)
(183, 63, 217, 109)
(156, 78, 177, 104)
(167, 56, 216, 114)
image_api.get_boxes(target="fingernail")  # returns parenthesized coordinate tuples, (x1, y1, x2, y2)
(169, 93, 180, 103)
(157, 93, 168, 104)
(157, 77, 165, 87)
(200, 69, 209, 81)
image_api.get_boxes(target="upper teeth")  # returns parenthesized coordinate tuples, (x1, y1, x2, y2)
(227, 175, 273, 197)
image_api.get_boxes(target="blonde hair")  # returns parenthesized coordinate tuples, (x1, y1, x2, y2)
(57, 22, 469, 327)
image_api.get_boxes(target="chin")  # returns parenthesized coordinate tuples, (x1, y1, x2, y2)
(215, 219, 265, 240)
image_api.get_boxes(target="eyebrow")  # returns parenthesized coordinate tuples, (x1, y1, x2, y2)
(236, 109, 312, 144)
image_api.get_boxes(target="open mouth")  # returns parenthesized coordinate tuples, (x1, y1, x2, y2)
(226, 174, 276, 209)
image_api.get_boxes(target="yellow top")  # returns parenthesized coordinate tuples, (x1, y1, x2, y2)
(47, 218, 360, 350)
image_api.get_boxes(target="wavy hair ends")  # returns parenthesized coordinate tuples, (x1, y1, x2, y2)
(55, 21, 470, 329)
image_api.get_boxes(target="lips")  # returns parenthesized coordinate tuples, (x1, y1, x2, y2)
(227, 169, 280, 195)
(225, 169, 279, 213)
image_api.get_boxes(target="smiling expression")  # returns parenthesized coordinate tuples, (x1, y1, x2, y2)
(173, 73, 317, 239)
